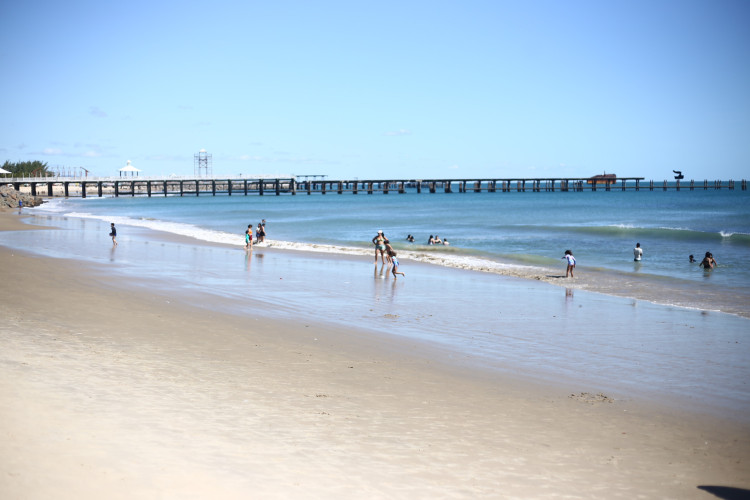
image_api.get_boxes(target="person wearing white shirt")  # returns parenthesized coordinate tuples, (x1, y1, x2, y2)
(633, 242, 643, 262)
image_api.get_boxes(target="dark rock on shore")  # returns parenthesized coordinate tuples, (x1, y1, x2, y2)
(0, 185, 44, 209)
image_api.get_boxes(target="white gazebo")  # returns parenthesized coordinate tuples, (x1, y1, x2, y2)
(0, 167, 10, 176)
(119, 160, 141, 177)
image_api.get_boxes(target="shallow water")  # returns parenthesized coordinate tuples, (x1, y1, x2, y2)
(3, 213, 749, 420)
(31, 189, 750, 317)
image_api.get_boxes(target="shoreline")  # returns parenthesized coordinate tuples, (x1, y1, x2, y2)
(1, 210, 749, 498)
(3, 210, 750, 414)
(22, 198, 750, 320)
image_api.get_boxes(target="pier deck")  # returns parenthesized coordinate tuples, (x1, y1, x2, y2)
(2, 176, 747, 198)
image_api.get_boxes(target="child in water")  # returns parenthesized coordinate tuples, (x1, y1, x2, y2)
(562, 249, 575, 278)
(390, 250, 405, 278)
(245, 224, 253, 249)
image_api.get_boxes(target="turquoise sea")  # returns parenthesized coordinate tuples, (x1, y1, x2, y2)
(26, 187, 750, 317)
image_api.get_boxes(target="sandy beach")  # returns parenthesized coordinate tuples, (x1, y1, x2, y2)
(1, 211, 749, 499)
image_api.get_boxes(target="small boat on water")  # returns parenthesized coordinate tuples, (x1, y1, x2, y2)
(587, 173, 617, 185)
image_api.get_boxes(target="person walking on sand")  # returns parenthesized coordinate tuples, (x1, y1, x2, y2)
(633, 242, 643, 262)
(390, 250, 405, 278)
(562, 249, 575, 278)
(372, 230, 387, 264)
(109, 223, 117, 246)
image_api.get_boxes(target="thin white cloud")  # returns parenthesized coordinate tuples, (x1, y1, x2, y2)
(385, 129, 412, 136)
(89, 106, 107, 118)
(145, 154, 187, 162)
(41, 148, 64, 155)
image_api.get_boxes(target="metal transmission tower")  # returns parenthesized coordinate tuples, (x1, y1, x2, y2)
(194, 149, 213, 177)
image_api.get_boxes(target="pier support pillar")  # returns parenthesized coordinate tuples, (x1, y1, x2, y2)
(80, 182, 86, 198)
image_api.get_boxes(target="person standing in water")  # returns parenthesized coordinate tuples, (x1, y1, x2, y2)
(109, 223, 117, 246)
(633, 242, 643, 262)
(245, 224, 253, 249)
(372, 230, 387, 264)
(700, 252, 717, 269)
(256, 222, 266, 243)
(562, 249, 575, 278)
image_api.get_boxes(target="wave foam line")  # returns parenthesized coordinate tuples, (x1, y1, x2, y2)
(65, 211, 545, 278)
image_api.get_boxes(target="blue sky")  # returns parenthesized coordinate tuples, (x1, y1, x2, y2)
(1, 0, 748, 180)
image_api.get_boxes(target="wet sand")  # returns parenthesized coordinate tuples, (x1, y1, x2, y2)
(1, 211, 749, 499)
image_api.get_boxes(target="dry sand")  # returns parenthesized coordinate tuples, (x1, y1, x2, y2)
(1, 212, 748, 499)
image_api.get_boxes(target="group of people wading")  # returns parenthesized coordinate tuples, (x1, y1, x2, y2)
(372, 230, 405, 278)
(244, 219, 266, 250)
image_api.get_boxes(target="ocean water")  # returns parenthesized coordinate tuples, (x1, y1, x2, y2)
(4, 188, 750, 416)
(28, 188, 750, 317)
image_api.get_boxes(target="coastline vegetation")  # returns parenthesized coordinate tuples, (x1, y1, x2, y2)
(2, 160, 49, 177)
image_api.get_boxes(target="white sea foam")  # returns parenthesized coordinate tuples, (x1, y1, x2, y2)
(63, 210, 542, 277)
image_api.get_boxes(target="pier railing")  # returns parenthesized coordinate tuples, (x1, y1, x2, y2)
(1, 176, 747, 198)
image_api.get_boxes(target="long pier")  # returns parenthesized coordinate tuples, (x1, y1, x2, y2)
(3, 176, 747, 198)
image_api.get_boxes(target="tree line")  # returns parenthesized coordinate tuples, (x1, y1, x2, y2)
(2, 160, 50, 176)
